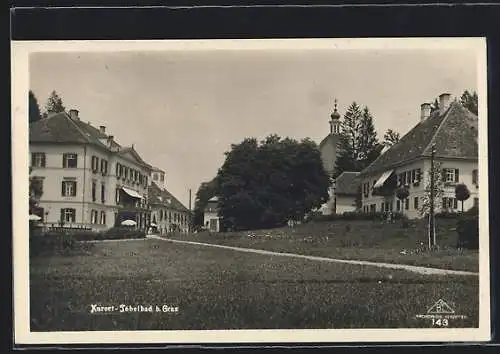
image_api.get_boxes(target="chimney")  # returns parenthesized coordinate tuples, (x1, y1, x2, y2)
(69, 109, 79, 120)
(99, 125, 106, 134)
(439, 93, 451, 115)
(420, 103, 431, 121)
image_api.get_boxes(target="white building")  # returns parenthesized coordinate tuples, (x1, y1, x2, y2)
(29, 109, 153, 230)
(203, 196, 220, 232)
(358, 93, 479, 219)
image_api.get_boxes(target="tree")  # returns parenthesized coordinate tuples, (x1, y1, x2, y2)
(460, 90, 478, 115)
(419, 161, 444, 217)
(45, 90, 66, 114)
(455, 183, 471, 212)
(383, 129, 400, 147)
(29, 90, 42, 123)
(29, 167, 44, 215)
(395, 185, 409, 223)
(334, 102, 363, 177)
(215, 135, 330, 231)
(357, 106, 380, 169)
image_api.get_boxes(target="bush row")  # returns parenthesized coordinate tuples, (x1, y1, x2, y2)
(307, 211, 409, 222)
(29, 227, 147, 257)
(456, 213, 479, 250)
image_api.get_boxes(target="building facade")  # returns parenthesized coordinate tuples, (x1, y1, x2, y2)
(203, 196, 220, 232)
(334, 171, 360, 214)
(148, 173, 191, 235)
(358, 93, 478, 219)
(29, 109, 153, 230)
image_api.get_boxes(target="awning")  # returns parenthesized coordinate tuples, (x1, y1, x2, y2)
(121, 187, 143, 199)
(373, 170, 395, 189)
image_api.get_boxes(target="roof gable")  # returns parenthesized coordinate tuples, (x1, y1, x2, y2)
(148, 183, 189, 212)
(116, 147, 152, 170)
(30, 112, 91, 144)
(335, 171, 360, 196)
(360, 102, 477, 176)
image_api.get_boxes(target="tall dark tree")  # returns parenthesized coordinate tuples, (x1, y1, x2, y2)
(383, 129, 400, 147)
(45, 90, 66, 114)
(334, 102, 363, 177)
(460, 90, 478, 115)
(357, 106, 380, 169)
(215, 135, 330, 231)
(29, 90, 42, 123)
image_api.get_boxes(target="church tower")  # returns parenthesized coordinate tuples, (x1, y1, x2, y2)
(329, 99, 341, 135)
(319, 98, 342, 178)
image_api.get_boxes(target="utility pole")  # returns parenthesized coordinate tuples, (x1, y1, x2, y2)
(429, 143, 436, 249)
(188, 188, 192, 233)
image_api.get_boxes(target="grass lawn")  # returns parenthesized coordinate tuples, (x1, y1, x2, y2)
(30, 238, 478, 331)
(177, 219, 479, 272)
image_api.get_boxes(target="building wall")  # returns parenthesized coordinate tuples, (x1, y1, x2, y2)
(360, 158, 478, 219)
(150, 206, 190, 234)
(30, 143, 152, 230)
(336, 195, 357, 214)
(319, 139, 338, 176)
(203, 210, 220, 232)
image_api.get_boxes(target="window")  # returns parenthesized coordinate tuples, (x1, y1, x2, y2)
(381, 202, 385, 212)
(442, 168, 459, 183)
(124, 167, 129, 180)
(414, 168, 422, 184)
(160, 174, 164, 182)
(411, 170, 416, 183)
(31, 152, 46, 168)
(100, 211, 106, 225)
(115, 187, 121, 204)
(101, 184, 106, 203)
(442, 197, 458, 210)
(396, 200, 401, 211)
(91, 210, 98, 224)
(414, 197, 419, 210)
(60, 208, 76, 223)
(472, 169, 478, 185)
(61, 180, 77, 197)
(92, 180, 97, 201)
(91, 156, 99, 172)
(116, 163, 121, 177)
(405, 198, 409, 210)
(153, 173, 158, 181)
(63, 153, 78, 168)
(101, 159, 108, 175)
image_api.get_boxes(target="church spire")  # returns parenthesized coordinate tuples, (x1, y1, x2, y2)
(329, 98, 341, 135)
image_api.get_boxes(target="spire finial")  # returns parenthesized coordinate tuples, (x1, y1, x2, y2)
(330, 98, 340, 120)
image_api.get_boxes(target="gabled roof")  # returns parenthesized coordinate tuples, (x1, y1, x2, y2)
(359, 101, 478, 177)
(335, 171, 360, 196)
(30, 111, 153, 170)
(148, 182, 189, 212)
(319, 133, 340, 148)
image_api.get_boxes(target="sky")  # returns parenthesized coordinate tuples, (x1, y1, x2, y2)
(29, 45, 478, 208)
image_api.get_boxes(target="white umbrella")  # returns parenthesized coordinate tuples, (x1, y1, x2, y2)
(150, 223, 157, 227)
(121, 219, 137, 226)
(29, 214, 42, 221)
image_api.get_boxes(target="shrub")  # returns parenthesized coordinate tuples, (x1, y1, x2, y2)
(103, 227, 146, 240)
(435, 211, 460, 219)
(456, 214, 479, 249)
(308, 211, 407, 222)
(29, 231, 81, 257)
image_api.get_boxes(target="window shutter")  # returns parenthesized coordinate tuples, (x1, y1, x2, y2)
(71, 209, 76, 222)
(455, 169, 459, 182)
(31, 153, 35, 167)
(453, 198, 458, 209)
(72, 181, 77, 196)
(42, 154, 46, 167)
(62, 154, 66, 168)
(60, 209, 64, 222)
(441, 169, 446, 182)
(61, 181, 65, 196)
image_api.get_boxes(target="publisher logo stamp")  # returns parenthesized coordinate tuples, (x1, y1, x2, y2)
(415, 299, 467, 327)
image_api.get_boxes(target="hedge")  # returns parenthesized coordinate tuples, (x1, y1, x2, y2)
(456, 213, 479, 250)
(308, 211, 408, 222)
